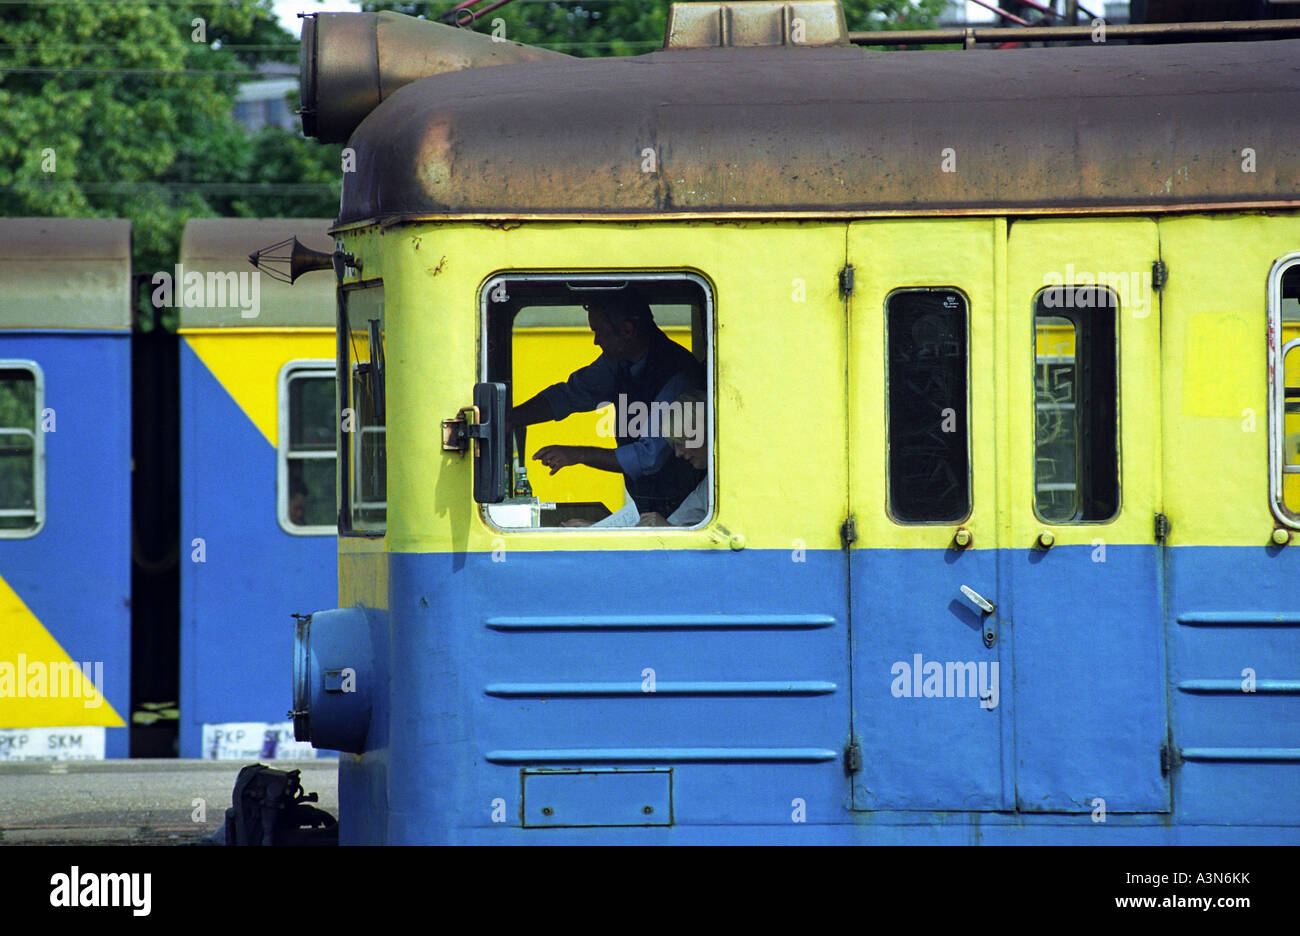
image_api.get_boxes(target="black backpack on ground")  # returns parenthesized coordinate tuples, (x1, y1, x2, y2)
(220, 763, 337, 846)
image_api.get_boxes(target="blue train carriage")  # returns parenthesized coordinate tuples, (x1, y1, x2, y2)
(0, 219, 131, 760)
(290, 3, 1300, 842)
(178, 218, 339, 760)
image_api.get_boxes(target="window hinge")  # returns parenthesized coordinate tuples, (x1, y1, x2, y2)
(845, 740, 862, 774)
(1154, 512, 1170, 544)
(1152, 259, 1168, 291)
(840, 514, 857, 549)
(839, 264, 854, 297)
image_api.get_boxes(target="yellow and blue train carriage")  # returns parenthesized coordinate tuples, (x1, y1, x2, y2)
(289, 3, 1300, 842)
(178, 219, 340, 759)
(0, 220, 131, 759)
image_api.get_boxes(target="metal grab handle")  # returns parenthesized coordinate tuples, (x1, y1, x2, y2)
(960, 585, 996, 615)
(961, 586, 999, 648)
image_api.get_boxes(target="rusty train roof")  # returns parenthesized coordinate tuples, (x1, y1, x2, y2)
(338, 39, 1300, 226)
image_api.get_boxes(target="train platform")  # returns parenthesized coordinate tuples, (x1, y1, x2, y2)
(0, 759, 338, 846)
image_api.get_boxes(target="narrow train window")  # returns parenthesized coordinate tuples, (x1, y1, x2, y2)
(1033, 286, 1119, 523)
(886, 288, 970, 523)
(338, 282, 385, 535)
(481, 274, 712, 531)
(1269, 256, 1300, 525)
(0, 363, 42, 537)
(278, 361, 336, 535)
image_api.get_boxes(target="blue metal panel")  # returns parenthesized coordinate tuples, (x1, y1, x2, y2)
(332, 543, 1299, 842)
(364, 548, 851, 844)
(178, 341, 338, 757)
(1008, 543, 1168, 812)
(522, 768, 672, 827)
(850, 547, 1007, 810)
(336, 554, 390, 843)
(1166, 545, 1300, 825)
(0, 333, 131, 757)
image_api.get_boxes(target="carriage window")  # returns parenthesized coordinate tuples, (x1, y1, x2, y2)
(1270, 258, 1300, 524)
(339, 282, 385, 534)
(279, 362, 336, 534)
(0, 363, 42, 537)
(1033, 286, 1119, 523)
(886, 289, 970, 523)
(481, 274, 712, 531)
(1034, 316, 1079, 521)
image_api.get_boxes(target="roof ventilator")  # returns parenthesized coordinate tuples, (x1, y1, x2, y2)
(665, 1, 850, 48)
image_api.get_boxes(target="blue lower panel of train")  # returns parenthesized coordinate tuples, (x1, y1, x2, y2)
(0, 333, 130, 759)
(179, 341, 337, 759)
(330, 545, 1299, 844)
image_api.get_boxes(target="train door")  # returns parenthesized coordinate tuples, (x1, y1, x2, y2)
(1004, 218, 1169, 812)
(846, 219, 1010, 810)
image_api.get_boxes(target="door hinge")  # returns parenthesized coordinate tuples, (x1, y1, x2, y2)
(1160, 743, 1179, 776)
(1154, 512, 1170, 544)
(844, 740, 862, 774)
(839, 263, 854, 297)
(1152, 259, 1168, 291)
(840, 514, 857, 549)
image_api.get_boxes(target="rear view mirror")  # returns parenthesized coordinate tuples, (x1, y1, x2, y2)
(472, 382, 507, 503)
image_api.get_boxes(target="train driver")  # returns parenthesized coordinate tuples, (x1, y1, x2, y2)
(509, 291, 705, 519)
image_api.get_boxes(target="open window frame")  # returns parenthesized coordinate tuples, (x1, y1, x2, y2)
(478, 271, 715, 535)
(337, 279, 386, 538)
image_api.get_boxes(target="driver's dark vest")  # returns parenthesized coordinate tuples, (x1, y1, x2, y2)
(615, 329, 705, 518)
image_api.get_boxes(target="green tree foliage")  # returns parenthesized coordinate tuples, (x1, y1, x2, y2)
(2, 0, 947, 329)
(365, 0, 950, 54)
(0, 1, 340, 329)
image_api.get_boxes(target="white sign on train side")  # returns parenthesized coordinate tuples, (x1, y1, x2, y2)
(201, 721, 318, 760)
(0, 727, 106, 761)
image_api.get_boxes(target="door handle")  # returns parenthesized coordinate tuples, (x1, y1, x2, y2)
(960, 585, 995, 614)
(960, 586, 998, 648)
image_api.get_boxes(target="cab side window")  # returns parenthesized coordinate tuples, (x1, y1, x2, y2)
(338, 282, 386, 534)
(481, 274, 712, 531)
